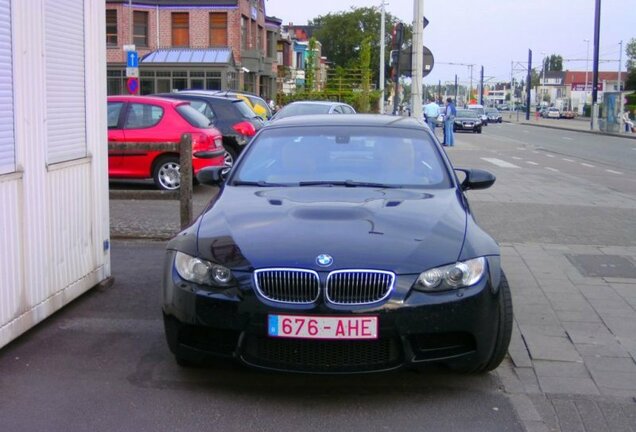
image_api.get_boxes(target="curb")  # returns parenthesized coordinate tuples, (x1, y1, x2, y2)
(503, 120, 636, 140)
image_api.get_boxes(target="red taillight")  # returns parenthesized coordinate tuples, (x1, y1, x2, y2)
(232, 121, 256, 137)
(192, 133, 216, 151)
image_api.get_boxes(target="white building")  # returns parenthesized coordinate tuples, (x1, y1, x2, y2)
(0, 0, 110, 348)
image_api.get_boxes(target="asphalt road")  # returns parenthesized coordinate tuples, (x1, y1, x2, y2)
(2, 124, 635, 431)
(0, 241, 522, 432)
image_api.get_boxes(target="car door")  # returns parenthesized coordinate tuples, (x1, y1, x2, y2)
(121, 102, 166, 178)
(107, 101, 126, 175)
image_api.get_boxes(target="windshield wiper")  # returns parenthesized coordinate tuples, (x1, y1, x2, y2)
(231, 180, 287, 187)
(298, 180, 400, 188)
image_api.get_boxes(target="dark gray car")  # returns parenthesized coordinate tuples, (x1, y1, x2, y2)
(453, 109, 483, 133)
(271, 101, 356, 121)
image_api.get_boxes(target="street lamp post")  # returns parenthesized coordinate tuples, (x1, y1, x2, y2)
(540, 52, 547, 106)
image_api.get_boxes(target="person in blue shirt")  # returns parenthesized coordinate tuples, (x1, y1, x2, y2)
(443, 97, 456, 146)
(423, 99, 440, 132)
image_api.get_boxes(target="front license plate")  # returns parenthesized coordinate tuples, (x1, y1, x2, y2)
(268, 314, 378, 340)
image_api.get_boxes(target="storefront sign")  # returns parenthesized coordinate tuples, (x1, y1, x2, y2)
(571, 83, 603, 91)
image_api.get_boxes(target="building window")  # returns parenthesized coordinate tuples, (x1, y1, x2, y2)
(106, 9, 117, 47)
(241, 16, 247, 50)
(257, 25, 263, 51)
(206, 71, 222, 90)
(133, 11, 148, 47)
(172, 12, 189, 47)
(0, 0, 15, 174)
(267, 31, 275, 58)
(209, 13, 227, 47)
(251, 20, 257, 48)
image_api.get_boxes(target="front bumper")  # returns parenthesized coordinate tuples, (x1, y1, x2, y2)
(162, 254, 502, 373)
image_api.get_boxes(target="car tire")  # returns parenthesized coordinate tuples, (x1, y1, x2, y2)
(153, 155, 181, 190)
(222, 144, 238, 175)
(477, 127, 482, 134)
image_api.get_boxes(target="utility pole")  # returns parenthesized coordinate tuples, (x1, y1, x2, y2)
(479, 65, 484, 105)
(510, 61, 514, 112)
(591, 0, 601, 130)
(454, 74, 458, 101)
(618, 40, 624, 127)
(469, 64, 473, 102)
(379, 1, 388, 114)
(411, 0, 424, 120)
(526, 49, 532, 121)
(584, 39, 590, 112)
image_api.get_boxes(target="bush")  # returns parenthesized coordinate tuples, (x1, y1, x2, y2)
(276, 90, 382, 113)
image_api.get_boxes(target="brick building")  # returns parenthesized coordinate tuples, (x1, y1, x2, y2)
(106, 0, 280, 99)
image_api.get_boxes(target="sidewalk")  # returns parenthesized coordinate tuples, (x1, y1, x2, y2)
(503, 112, 636, 140)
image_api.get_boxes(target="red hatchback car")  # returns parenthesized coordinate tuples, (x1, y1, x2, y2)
(108, 96, 224, 190)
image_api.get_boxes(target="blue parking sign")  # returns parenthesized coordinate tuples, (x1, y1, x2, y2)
(127, 51, 138, 68)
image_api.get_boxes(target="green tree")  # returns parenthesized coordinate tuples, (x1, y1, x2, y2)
(542, 54, 563, 72)
(625, 38, 636, 71)
(305, 37, 317, 91)
(357, 37, 372, 112)
(626, 38, 636, 90)
(311, 7, 412, 85)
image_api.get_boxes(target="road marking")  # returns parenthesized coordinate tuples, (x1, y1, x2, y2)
(523, 130, 530, 134)
(481, 158, 520, 168)
(605, 169, 623, 175)
(512, 156, 523, 160)
(562, 158, 574, 162)
(517, 147, 527, 151)
(525, 161, 539, 166)
(545, 167, 559, 172)
(562, 137, 574, 141)
(581, 163, 595, 168)
(545, 154, 555, 158)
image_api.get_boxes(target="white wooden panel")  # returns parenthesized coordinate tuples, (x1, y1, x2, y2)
(0, 179, 23, 331)
(45, 0, 87, 164)
(0, 0, 15, 174)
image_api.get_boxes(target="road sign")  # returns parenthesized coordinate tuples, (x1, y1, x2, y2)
(123, 44, 135, 52)
(126, 67, 139, 78)
(423, 16, 429, 29)
(127, 51, 138, 68)
(127, 77, 139, 94)
(399, 46, 434, 78)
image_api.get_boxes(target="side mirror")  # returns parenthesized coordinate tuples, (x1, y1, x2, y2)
(455, 168, 496, 191)
(196, 166, 226, 186)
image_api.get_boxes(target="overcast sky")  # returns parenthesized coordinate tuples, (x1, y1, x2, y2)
(265, 0, 635, 85)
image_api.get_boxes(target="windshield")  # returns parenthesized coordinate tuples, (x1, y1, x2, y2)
(273, 104, 331, 119)
(231, 126, 452, 189)
(456, 110, 479, 118)
(485, 109, 498, 114)
(468, 107, 485, 115)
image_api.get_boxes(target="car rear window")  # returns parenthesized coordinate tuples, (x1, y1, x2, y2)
(233, 100, 257, 118)
(176, 104, 212, 128)
(274, 104, 331, 119)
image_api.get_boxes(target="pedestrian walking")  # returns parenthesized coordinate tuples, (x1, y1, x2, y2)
(443, 97, 456, 146)
(622, 109, 634, 133)
(423, 98, 440, 133)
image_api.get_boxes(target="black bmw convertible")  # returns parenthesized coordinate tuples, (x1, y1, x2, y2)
(162, 115, 512, 374)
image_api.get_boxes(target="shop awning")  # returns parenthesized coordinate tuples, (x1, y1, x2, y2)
(141, 48, 234, 65)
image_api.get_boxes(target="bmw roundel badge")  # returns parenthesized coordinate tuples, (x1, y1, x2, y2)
(316, 254, 333, 267)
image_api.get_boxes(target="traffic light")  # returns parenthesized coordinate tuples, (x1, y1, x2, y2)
(390, 23, 403, 82)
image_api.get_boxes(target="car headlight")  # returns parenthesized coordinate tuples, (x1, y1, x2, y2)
(415, 257, 487, 292)
(174, 251, 233, 286)
(454, 120, 461, 124)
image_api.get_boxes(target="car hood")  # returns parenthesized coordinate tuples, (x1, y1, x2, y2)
(455, 116, 480, 121)
(195, 186, 467, 274)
